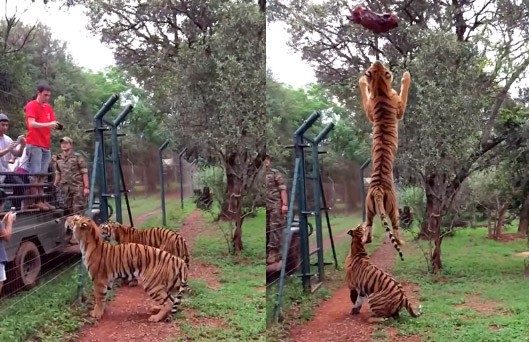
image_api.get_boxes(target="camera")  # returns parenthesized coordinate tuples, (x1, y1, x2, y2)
(56, 122, 64, 130)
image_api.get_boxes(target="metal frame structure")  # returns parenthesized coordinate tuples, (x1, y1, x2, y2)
(273, 111, 337, 322)
(77, 94, 134, 301)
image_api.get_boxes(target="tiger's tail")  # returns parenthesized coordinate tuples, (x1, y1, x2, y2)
(373, 189, 404, 261)
(404, 297, 422, 318)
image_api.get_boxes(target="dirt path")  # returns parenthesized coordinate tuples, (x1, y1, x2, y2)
(288, 239, 420, 342)
(74, 209, 220, 342)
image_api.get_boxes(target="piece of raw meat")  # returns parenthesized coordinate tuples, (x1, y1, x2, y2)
(346, 5, 399, 34)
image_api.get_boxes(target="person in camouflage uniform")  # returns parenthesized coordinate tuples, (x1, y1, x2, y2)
(266, 153, 288, 265)
(53, 137, 89, 216)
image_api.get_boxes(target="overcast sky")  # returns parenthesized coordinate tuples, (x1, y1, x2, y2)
(0, 0, 115, 72)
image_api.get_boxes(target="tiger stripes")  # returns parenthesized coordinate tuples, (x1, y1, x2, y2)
(99, 220, 190, 267)
(64, 215, 189, 322)
(358, 60, 411, 257)
(345, 225, 421, 322)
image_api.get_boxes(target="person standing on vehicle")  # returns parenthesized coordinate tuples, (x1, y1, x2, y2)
(266, 153, 288, 265)
(53, 137, 89, 216)
(0, 113, 26, 182)
(0, 209, 17, 296)
(24, 84, 60, 211)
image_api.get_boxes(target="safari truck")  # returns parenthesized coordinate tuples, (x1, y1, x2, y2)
(0, 169, 109, 293)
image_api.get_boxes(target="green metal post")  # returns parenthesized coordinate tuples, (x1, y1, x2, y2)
(110, 104, 133, 224)
(159, 140, 170, 227)
(77, 141, 101, 301)
(311, 122, 335, 282)
(178, 148, 187, 210)
(360, 158, 371, 222)
(94, 95, 119, 221)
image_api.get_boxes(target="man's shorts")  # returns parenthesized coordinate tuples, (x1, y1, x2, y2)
(26, 144, 51, 181)
(0, 262, 6, 282)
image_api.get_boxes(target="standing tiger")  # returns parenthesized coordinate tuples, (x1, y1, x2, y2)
(65, 215, 189, 322)
(359, 60, 411, 253)
(99, 220, 190, 267)
(345, 224, 421, 322)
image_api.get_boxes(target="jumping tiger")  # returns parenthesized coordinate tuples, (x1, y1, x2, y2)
(344, 224, 422, 322)
(65, 215, 189, 322)
(359, 60, 411, 254)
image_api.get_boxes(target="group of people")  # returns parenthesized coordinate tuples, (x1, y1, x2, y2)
(0, 84, 90, 296)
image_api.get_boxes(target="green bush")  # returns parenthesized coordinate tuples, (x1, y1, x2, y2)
(198, 165, 226, 208)
(397, 185, 426, 226)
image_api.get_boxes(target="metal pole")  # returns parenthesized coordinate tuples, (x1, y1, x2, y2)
(110, 105, 132, 224)
(159, 140, 170, 226)
(274, 157, 300, 322)
(178, 148, 187, 210)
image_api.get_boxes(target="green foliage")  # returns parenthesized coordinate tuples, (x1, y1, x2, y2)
(179, 210, 266, 341)
(398, 186, 426, 225)
(391, 229, 529, 341)
(198, 166, 226, 209)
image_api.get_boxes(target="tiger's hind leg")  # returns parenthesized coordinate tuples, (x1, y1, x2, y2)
(363, 196, 376, 244)
(366, 291, 398, 323)
(146, 289, 173, 322)
(386, 190, 405, 247)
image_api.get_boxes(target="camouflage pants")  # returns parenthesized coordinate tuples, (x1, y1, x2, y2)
(266, 205, 285, 254)
(61, 185, 87, 215)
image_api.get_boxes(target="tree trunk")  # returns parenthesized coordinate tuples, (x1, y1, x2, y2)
(494, 202, 509, 239)
(419, 191, 436, 239)
(518, 191, 529, 234)
(428, 197, 443, 273)
(232, 210, 245, 254)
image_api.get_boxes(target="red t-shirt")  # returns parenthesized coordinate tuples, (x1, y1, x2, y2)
(25, 100, 56, 149)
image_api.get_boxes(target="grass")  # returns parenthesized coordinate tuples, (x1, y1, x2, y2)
(0, 195, 194, 342)
(266, 211, 388, 341)
(172, 209, 266, 341)
(384, 226, 529, 342)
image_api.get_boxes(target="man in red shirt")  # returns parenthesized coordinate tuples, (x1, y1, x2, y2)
(25, 84, 59, 211)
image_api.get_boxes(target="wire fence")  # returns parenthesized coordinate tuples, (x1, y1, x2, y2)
(0, 92, 203, 341)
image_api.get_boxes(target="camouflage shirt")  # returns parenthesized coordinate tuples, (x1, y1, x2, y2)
(266, 167, 286, 208)
(55, 152, 88, 187)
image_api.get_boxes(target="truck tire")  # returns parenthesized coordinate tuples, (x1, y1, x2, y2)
(14, 241, 41, 289)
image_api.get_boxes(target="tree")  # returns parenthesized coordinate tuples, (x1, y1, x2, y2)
(69, 0, 266, 253)
(277, 0, 529, 272)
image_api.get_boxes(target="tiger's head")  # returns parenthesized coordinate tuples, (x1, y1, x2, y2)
(99, 220, 121, 242)
(360, 60, 393, 96)
(347, 224, 367, 255)
(65, 214, 100, 244)
(99, 220, 132, 243)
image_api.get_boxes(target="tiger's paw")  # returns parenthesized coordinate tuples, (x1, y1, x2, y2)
(359, 76, 368, 87)
(128, 279, 139, 287)
(402, 71, 410, 84)
(150, 305, 161, 315)
(148, 313, 169, 323)
(90, 309, 104, 319)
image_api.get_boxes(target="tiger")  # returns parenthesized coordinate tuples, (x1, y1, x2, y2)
(344, 224, 421, 323)
(358, 60, 411, 253)
(99, 220, 190, 287)
(99, 220, 190, 266)
(64, 215, 189, 322)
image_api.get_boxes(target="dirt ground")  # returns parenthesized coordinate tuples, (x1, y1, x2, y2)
(72, 209, 221, 342)
(288, 239, 422, 342)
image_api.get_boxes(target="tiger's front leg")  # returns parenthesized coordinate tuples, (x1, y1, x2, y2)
(351, 293, 367, 315)
(359, 76, 374, 123)
(396, 71, 411, 120)
(91, 278, 109, 319)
